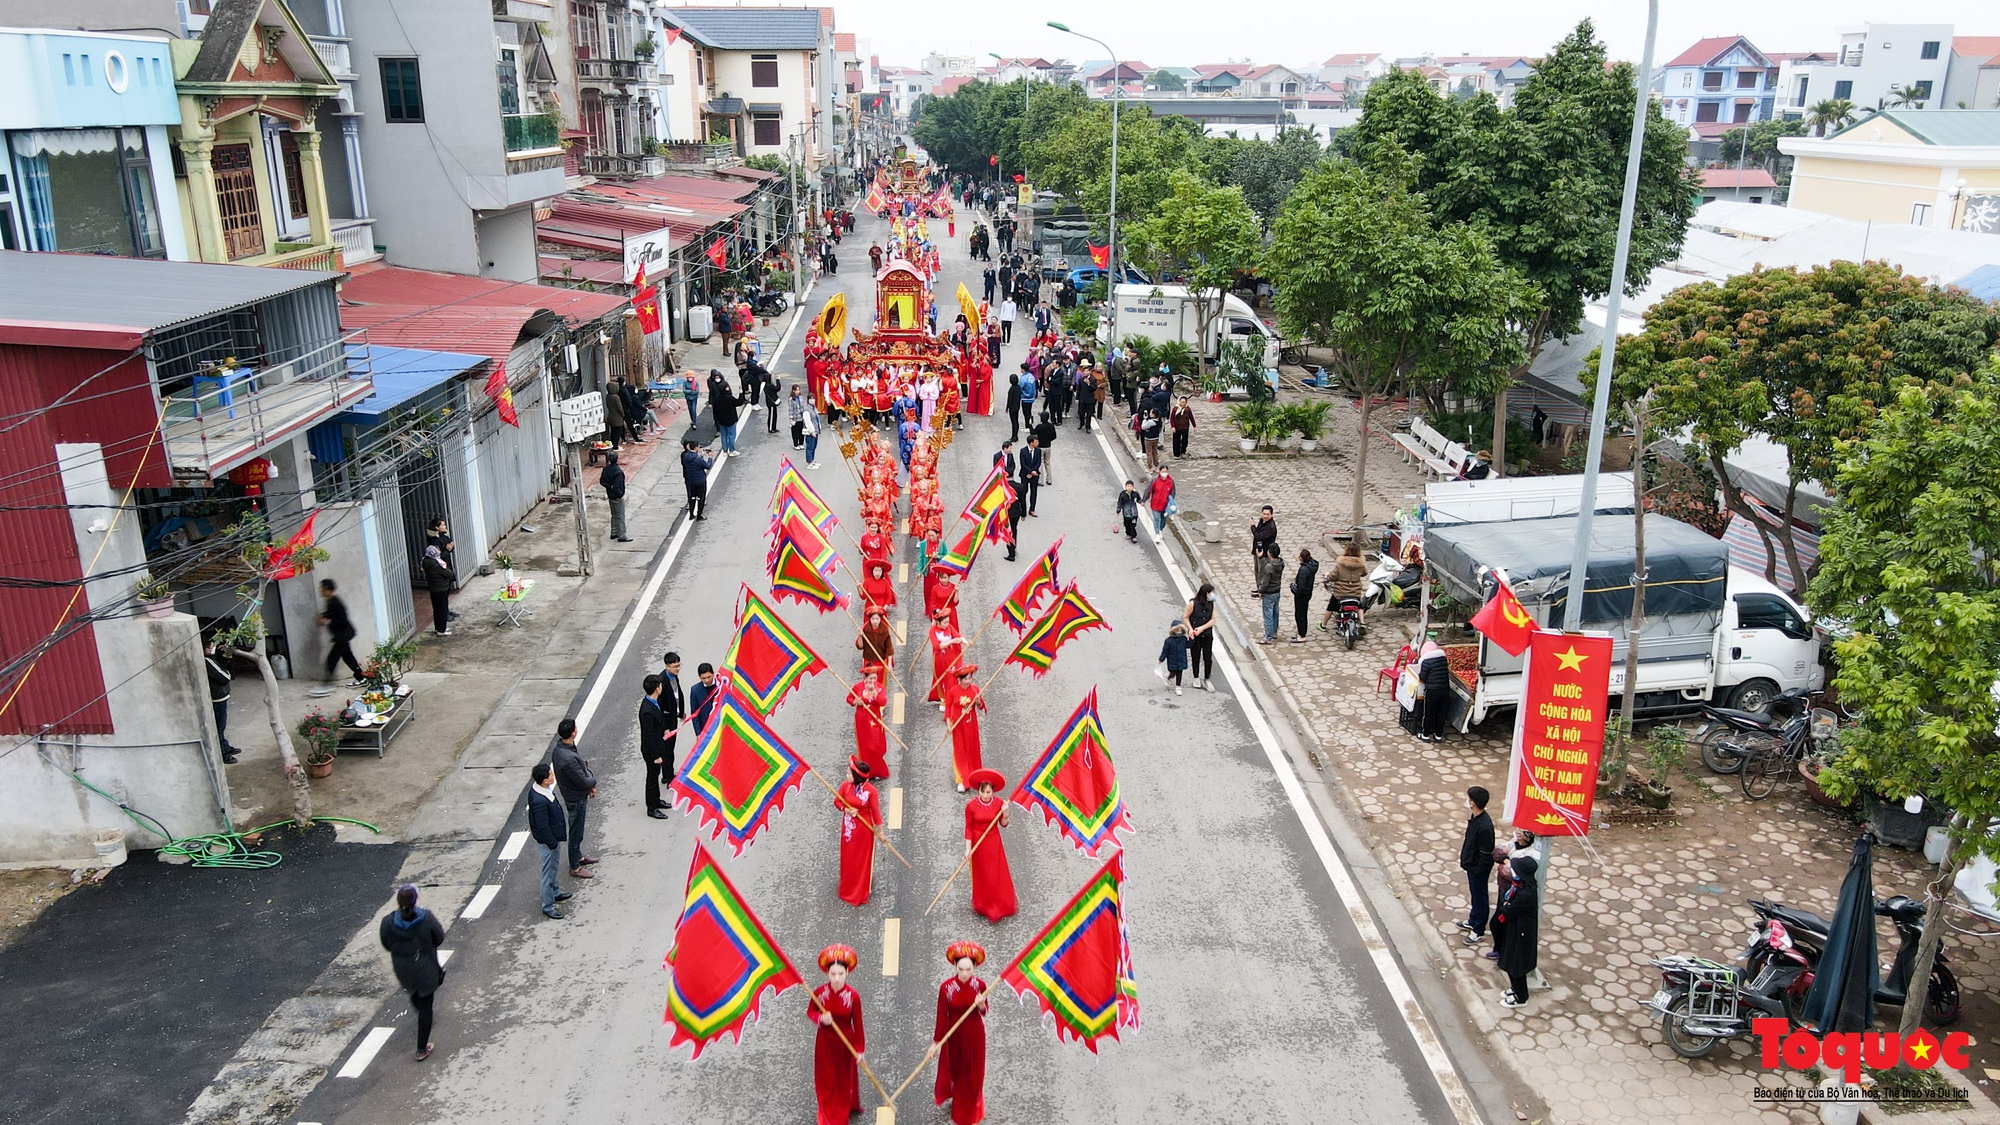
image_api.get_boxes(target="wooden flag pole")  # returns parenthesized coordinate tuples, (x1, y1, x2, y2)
(805, 763, 911, 868)
(810, 988, 895, 1105)
(889, 987, 987, 1103)
(836, 598, 919, 702)
(818, 663, 919, 757)
(926, 660, 1008, 762)
(924, 811, 1002, 916)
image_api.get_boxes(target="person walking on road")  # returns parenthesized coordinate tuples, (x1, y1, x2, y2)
(1005, 372, 1023, 443)
(1496, 855, 1541, 1007)
(639, 673, 673, 818)
(1147, 467, 1175, 541)
(710, 371, 741, 456)
(788, 383, 808, 449)
(1290, 548, 1320, 642)
(527, 763, 572, 920)
(1253, 543, 1285, 645)
(1184, 581, 1219, 691)
(810, 944, 868, 1124)
(601, 450, 630, 542)
(1115, 479, 1142, 543)
(550, 719, 599, 879)
(681, 371, 700, 420)
(1159, 621, 1190, 695)
(312, 578, 365, 694)
(1139, 407, 1163, 473)
(379, 883, 446, 1060)
(1456, 787, 1496, 946)
(963, 769, 1016, 921)
(835, 755, 883, 907)
(928, 942, 991, 1125)
(681, 440, 714, 521)
(999, 298, 1016, 343)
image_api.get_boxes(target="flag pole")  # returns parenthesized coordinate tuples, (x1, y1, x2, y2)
(809, 988, 895, 1104)
(818, 662, 919, 757)
(806, 763, 911, 868)
(927, 660, 1007, 762)
(924, 811, 1002, 916)
(890, 987, 987, 1102)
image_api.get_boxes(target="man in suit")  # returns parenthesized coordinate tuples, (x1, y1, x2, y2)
(994, 440, 1016, 481)
(659, 650, 687, 759)
(1018, 437, 1044, 518)
(639, 674, 673, 819)
(550, 719, 599, 879)
(689, 663, 721, 733)
(527, 763, 573, 920)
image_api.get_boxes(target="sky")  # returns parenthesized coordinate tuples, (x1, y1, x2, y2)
(822, 0, 1983, 70)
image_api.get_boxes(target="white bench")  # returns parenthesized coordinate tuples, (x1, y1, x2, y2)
(1394, 418, 1448, 466)
(1422, 440, 1469, 481)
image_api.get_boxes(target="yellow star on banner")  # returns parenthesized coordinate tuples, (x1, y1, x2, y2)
(1909, 1039, 1933, 1063)
(1554, 645, 1589, 672)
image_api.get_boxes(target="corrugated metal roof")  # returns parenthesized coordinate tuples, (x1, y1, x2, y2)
(0, 250, 339, 342)
(1866, 109, 2000, 147)
(539, 256, 628, 285)
(667, 6, 822, 50)
(337, 345, 488, 422)
(705, 96, 745, 115)
(336, 265, 626, 363)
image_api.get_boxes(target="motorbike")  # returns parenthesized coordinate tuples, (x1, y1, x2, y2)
(1749, 895, 1961, 1025)
(1362, 553, 1423, 611)
(1333, 597, 1366, 650)
(1695, 688, 1837, 799)
(744, 285, 790, 317)
(1639, 917, 1815, 1059)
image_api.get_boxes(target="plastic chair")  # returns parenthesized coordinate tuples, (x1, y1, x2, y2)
(1377, 644, 1416, 694)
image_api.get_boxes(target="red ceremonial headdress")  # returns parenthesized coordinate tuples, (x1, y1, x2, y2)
(848, 753, 882, 780)
(945, 940, 987, 967)
(967, 767, 1005, 792)
(818, 944, 859, 972)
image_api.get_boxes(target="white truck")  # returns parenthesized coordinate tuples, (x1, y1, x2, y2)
(1102, 283, 1284, 381)
(1420, 480, 1822, 730)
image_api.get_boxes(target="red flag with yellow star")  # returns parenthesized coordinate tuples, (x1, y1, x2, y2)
(633, 285, 663, 334)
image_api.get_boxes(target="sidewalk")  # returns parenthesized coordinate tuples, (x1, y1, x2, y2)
(1113, 392, 1999, 1125)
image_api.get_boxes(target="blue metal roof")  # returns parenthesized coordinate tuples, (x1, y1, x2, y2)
(340, 345, 486, 423)
(1953, 264, 2000, 303)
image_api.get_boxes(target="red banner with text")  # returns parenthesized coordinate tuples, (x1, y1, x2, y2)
(1503, 630, 1614, 836)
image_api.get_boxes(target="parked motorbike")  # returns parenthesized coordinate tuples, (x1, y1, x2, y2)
(1362, 553, 1422, 611)
(744, 285, 790, 316)
(1639, 917, 1815, 1059)
(1695, 689, 1836, 800)
(1749, 895, 1961, 1025)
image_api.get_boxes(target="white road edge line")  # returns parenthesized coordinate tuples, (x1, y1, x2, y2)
(335, 1027, 396, 1079)
(497, 830, 528, 861)
(438, 949, 454, 966)
(1091, 429, 1480, 1125)
(459, 883, 501, 921)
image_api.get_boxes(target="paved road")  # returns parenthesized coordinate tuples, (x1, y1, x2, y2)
(291, 195, 1463, 1125)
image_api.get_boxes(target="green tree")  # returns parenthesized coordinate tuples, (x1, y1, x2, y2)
(1805, 97, 1857, 136)
(912, 80, 999, 171)
(1267, 159, 1535, 525)
(1807, 375, 2000, 1036)
(1587, 261, 2000, 591)
(1147, 69, 1186, 92)
(1350, 21, 1702, 476)
(1208, 126, 1325, 228)
(1024, 102, 1206, 239)
(1123, 170, 1264, 382)
(1885, 82, 1928, 109)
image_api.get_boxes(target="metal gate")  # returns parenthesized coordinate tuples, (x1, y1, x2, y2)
(475, 372, 552, 541)
(370, 482, 417, 641)
(395, 438, 454, 585)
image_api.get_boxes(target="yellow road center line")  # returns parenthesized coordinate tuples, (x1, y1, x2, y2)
(887, 786, 903, 831)
(882, 917, 901, 977)
(891, 691, 906, 726)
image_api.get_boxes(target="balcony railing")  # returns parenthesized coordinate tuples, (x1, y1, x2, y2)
(504, 112, 562, 154)
(162, 334, 376, 480)
(659, 140, 741, 167)
(264, 241, 341, 272)
(577, 58, 640, 83)
(308, 34, 353, 78)
(579, 152, 667, 179)
(331, 218, 380, 265)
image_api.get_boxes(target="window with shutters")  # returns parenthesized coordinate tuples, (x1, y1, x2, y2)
(212, 143, 265, 260)
(380, 58, 423, 122)
(752, 53, 779, 87)
(279, 132, 308, 220)
(752, 113, 780, 147)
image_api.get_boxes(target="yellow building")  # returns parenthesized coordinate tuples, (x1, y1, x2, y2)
(1779, 110, 2000, 235)
(168, 0, 343, 269)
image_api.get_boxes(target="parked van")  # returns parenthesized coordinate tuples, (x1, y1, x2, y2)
(1102, 283, 1284, 380)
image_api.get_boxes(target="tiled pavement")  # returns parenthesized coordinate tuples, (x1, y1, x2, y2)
(1119, 390, 1998, 1125)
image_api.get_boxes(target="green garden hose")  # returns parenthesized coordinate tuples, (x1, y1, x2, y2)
(63, 766, 380, 869)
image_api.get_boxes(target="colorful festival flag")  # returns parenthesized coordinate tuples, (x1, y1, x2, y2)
(483, 364, 519, 427)
(662, 840, 803, 1058)
(769, 459, 838, 535)
(959, 462, 1015, 532)
(769, 537, 848, 613)
(1000, 850, 1138, 1052)
(932, 516, 988, 577)
(1006, 581, 1108, 677)
(722, 586, 827, 716)
(1011, 689, 1131, 857)
(865, 183, 886, 213)
(668, 689, 810, 854)
(769, 500, 841, 577)
(1468, 573, 1535, 657)
(956, 283, 982, 336)
(995, 538, 1063, 634)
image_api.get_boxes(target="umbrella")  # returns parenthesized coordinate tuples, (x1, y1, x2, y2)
(1801, 833, 1880, 1034)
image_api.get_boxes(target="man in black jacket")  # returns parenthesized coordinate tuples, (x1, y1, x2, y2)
(1018, 437, 1044, 517)
(639, 674, 673, 818)
(601, 450, 630, 542)
(1457, 786, 1496, 944)
(204, 628, 239, 763)
(311, 579, 363, 696)
(527, 763, 572, 919)
(550, 719, 598, 878)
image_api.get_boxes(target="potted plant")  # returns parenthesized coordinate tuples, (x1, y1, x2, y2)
(296, 708, 341, 779)
(633, 35, 657, 60)
(1636, 724, 1686, 810)
(134, 573, 174, 618)
(364, 636, 419, 691)
(1292, 399, 1333, 452)
(1227, 401, 1274, 453)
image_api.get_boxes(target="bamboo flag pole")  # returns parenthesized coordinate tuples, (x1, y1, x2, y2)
(835, 599, 919, 702)
(889, 987, 987, 1103)
(927, 660, 1008, 762)
(924, 810, 1002, 916)
(804, 763, 910, 868)
(818, 662, 918, 757)
(810, 988, 894, 1105)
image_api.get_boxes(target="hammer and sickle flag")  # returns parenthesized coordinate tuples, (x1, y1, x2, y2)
(1468, 574, 1535, 657)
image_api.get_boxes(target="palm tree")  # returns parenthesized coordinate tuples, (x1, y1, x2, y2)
(1885, 83, 1927, 109)
(1806, 98, 1857, 137)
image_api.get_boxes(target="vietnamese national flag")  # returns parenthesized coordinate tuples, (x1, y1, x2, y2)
(1088, 244, 1109, 269)
(1468, 575, 1535, 656)
(633, 285, 662, 334)
(706, 236, 728, 269)
(484, 364, 519, 427)
(264, 511, 318, 580)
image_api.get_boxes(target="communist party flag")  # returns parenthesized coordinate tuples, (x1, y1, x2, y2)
(1468, 574, 1534, 656)
(706, 235, 728, 269)
(632, 285, 662, 335)
(1503, 630, 1614, 837)
(263, 511, 318, 579)
(1000, 850, 1138, 1052)
(483, 364, 519, 427)
(662, 840, 802, 1057)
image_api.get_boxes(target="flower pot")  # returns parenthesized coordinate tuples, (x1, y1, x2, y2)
(1299, 438, 1319, 453)
(143, 597, 175, 618)
(1798, 758, 1854, 811)
(307, 758, 334, 779)
(1637, 783, 1672, 810)
(1238, 437, 1258, 453)
(1277, 435, 1299, 451)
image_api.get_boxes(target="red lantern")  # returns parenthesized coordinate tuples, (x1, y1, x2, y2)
(228, 457, 272, 496)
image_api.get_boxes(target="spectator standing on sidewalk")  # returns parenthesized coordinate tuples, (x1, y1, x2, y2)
(312, 579, 365, 694)
(421, 548, 454, 637)
(1496, 855, 1541, 1007)
(424, 518, 459, 624)
(1455, 787, 1496, 946)
(602, 450, 630, 543)
(1169, 396, 1196, 458)
(379, 883, 446, 1060)
(204, 626, 240, 763)
(527, 763, 572, 920)
(550, 719, 599, 880)
(802, 395, 822, 468)
(1250, 505, 1278, 559)
(603, 382, 627, 450)
(639, 674, 673, 819)
(764, 374, 782, 434)
(681, 440, 714, 521)
(1183, 582, 1219, 691)
(1253, 543, 1285, 645)
(1289, 548, 1319, 642)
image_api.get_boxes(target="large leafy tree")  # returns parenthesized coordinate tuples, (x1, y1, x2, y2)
(1023, 102, 1205, 238)
(1123, 170, 1264, 381)
(1589, 261, 2000, 591)
(1808, 374, 2000, 1035)
(1350, 21, 1702, 474)
(1267, 158, 1536, 525)
(912, 80, 999, 172)
(1206, 126, 1325, 229)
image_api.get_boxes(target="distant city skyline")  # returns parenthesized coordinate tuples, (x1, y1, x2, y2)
(836, 0, 1981, 72)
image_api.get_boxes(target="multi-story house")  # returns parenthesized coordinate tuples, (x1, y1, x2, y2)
(1242, 64, 1307, 107)
(1654, 36, 1780, 139)
(1318, 52, 1386, 97)
(1774, 23, 1954, 120)
(665, 6, 833, 166)
(1942, 36, 2000, 111)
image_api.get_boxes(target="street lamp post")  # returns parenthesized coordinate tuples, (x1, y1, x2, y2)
(990, 53, 1031, 117)
(1049, 21, 1120, 341)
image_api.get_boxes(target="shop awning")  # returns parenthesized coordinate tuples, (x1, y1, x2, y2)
(339, 345, 488, 423)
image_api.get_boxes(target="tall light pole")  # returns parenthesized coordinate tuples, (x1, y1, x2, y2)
(1049, 21, 1120, 339)
(989, 53, 1031, 117)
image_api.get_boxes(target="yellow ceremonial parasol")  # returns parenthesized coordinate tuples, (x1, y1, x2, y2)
(815, 293, 848, 343)
(956, 283, 981, 336)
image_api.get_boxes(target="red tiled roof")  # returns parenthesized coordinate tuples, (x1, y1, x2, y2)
(1953, 36, 2000, 65)
(1665, 36, 1761, 68)
(1084, 61, 1149, 81)
(935, 75, 972, 96)
(1322, 52, 1380, 66)
(1194, 63, 1252, 78)
(1700, 167, 1778, 189)
(833, 32, 855, 52)
(1689, 120, 1741, 139)
(337, 264, 626, 363)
